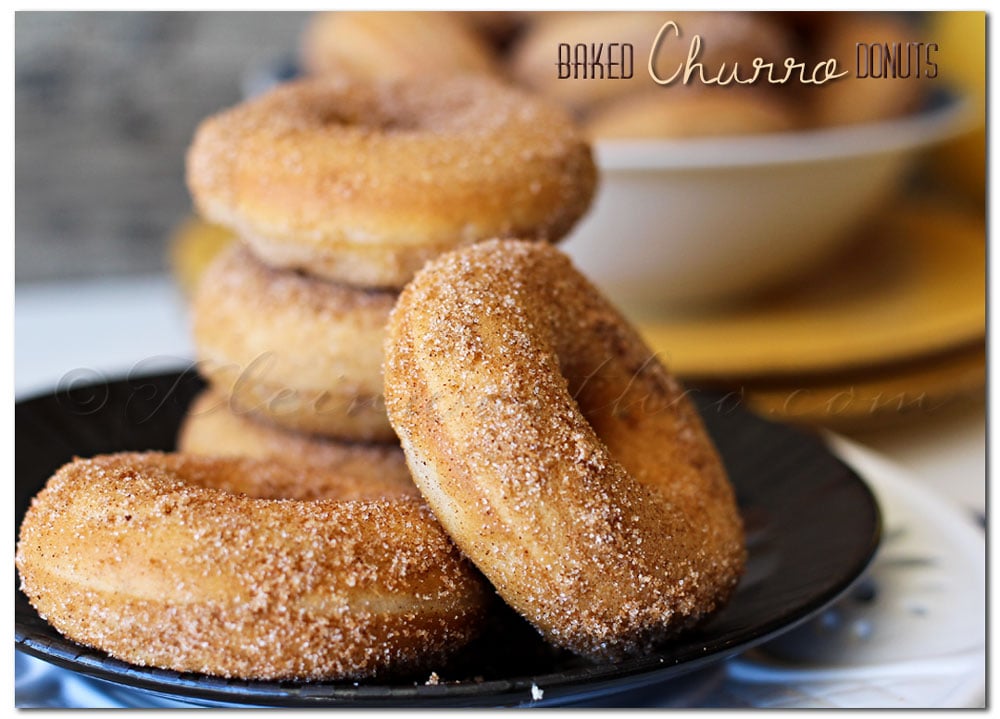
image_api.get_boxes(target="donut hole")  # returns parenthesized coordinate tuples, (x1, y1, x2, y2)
(557, 322, 737, 511)
(313, 107, 357, 127)
(311, 105, 420, 133)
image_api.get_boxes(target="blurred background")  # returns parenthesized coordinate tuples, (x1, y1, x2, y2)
(16, 12, 308, 282)
(16, 11, 985, 285)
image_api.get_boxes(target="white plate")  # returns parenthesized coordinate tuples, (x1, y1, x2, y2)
(696, 436, 985, 708)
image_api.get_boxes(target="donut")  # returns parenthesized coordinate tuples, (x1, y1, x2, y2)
(178, 388, 413, 495)
(510, 11, 795, 115)
(186, 74, 597, 289)
(300, 11, 499, 82)
(191, 243, 395, 441)
(587, 87, 798, 139)
(383, 239, 746, 659)
(15, 452, 491, 680)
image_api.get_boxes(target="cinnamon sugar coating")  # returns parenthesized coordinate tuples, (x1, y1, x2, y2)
(186, 74, 597, 289)
(178, 388, 414, 498)
(15, 452, 491, 680)
(191, 243, 395, 441)
(384, 240, 745, 659)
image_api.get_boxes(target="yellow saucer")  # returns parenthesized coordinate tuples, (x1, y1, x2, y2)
(732, 344, 985, 430)
(638, 200, 985, 379)
(167, 215, 235, 294)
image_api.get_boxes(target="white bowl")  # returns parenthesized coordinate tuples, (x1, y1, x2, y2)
(563, 95, 972, 314)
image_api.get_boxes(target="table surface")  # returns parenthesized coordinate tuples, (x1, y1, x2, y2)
(13, 273, 987, 708)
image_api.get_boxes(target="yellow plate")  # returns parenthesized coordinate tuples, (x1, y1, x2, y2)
(638, 200, 985, 379)
(168, 215, 235, 294)
(733, 344, 985, 430)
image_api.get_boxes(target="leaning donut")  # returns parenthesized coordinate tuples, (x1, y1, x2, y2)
(384, 239, 746, 659)
(186, 74, 597, 289)
(178, 388, 414, 496)
(191, 243, 394, 441)
(15, 452, 491, 680)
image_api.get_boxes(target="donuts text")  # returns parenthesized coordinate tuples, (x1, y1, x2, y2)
(855, 41, 938, 79)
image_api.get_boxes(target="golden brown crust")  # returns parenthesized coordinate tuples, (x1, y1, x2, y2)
(15, 452, 491, 680)
(300, 11, 499, 81)
(190, 243, 395, 441)
(186, 74, 597, 289)
(384, 239, 746, 659)
(178, 388, 415, 498)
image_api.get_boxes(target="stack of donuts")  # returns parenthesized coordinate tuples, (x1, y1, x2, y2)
(181, 72, 597, 450)
(16, 68, 747, 683)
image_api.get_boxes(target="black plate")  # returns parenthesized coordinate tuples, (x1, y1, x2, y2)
(15, 370, 880, 707)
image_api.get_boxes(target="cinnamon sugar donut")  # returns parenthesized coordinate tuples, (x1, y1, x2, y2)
(16, 452, 491, 680)
(191, 243, 394, 441)
(300, 11, 499, 81)
(187, 74, 597, 289)
(384, 239, 745, 659)
(178, 388, 413, 494)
